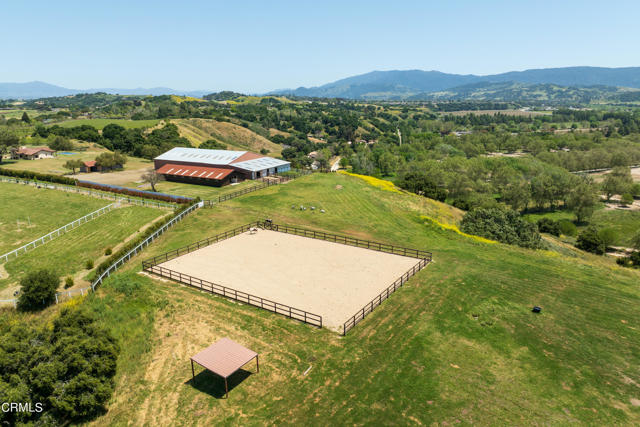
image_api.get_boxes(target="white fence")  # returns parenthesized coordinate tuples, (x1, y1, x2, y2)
(0, 201, 203, 308)
(0, 203, 116, 264)
(0, 176, 176, 209)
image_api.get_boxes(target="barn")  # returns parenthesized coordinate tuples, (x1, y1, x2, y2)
(153, 147, 291, 187)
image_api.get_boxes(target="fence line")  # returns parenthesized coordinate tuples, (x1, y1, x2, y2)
(0, 203, 116, 263)
(0, 202, 203, 308)
(342, 258, 430, 335)
(260, 221, 433, 261)
(141, 220, 431, 333)
(203, 170, 312, 207)
(144, 264, 322, 328)
(0, 176, 176, 209)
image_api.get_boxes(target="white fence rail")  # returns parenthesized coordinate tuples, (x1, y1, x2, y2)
(0, 203, 116, 263)
(0, 176, 176, 209)
(0, 202, 203, 308)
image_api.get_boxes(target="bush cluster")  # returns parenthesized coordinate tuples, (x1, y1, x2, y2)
(460, 207, 542, 249)
(16, 269, 60, 311)
(536, 217, 578, 237)
(0, 167, 76, 185)
(575, 226, 606, 255)
(616, 251, 640, 268)
(0, 307, 119, 425)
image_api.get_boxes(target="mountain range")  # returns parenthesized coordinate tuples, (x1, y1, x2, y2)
(268, 66, 640, 100)
(0, 81, 208, 100)
(2, 67, 640, 101)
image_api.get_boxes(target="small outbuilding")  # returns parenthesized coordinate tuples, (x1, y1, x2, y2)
(190, 337, 259, 398)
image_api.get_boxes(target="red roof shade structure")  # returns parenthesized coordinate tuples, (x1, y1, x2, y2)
(190, 338, 259, 398)
(156, 163, 233, 181)
(83, 160, 96, 167)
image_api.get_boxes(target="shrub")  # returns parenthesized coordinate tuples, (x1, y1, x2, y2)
(536, 218, 560, 236)
(105, 247, 112, 256)
(16, 269, 60, 311)
(64, 276, 74, 289)
(460, 207, 542, 249)
(621, 193, 634, 206)
(576, 226, 606, 255)
(398, 171, 447, 202)
(85, 259, 94, 270)
(0, 167, 76, 185)
(597, 228, 618, 248)
(558, 219, 577, 237)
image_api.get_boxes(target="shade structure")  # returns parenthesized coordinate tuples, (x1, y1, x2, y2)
(157, 163, 234, 181)
(190, 338, 259, 398)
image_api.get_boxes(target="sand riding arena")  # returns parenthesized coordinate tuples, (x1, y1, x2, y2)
(142, 221, 432, 334)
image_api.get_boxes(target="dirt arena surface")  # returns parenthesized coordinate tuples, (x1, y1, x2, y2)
(158, 230, 421, 329)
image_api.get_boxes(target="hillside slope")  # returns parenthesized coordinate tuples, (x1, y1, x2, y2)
(86, 173, 640, 425)
(172, 118, 282, 155)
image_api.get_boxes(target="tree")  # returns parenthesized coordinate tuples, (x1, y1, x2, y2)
(0, 128, 19, 163)
(621, 193, 634, 206)
(21, 111, 31, 123)
(598, 228, 618, 249)
(576, 226, 606, 255)
(537, 218, 560, 236)
(49, 136, 74, 151)
(602, 167, 633, 200)
(200, 139, 227, 150)
(142, 169, 161, 192)
(95, 152, 127, 170)
(398, 171, 447, 202)
(567, 180, 599, 223)
(378, 152, 398, 176)
(631, 232, 640, 250)
(16, 269, 60, 311)
(63, 159, 83, 175)
(460, 207, 542, 249)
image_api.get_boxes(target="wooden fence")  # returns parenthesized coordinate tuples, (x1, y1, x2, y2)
(142, 220, 431, 333)
(203, 170, 311, 206)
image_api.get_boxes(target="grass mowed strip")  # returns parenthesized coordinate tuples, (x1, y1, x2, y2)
(82, 173, 640, 425)
(0, 205, 163, 293)
(50, 118, 161, 130)
(0, 182, 112, 254)
(147, 179, 268, 199)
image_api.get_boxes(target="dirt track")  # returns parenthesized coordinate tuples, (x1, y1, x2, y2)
(159, 230, 420, 330)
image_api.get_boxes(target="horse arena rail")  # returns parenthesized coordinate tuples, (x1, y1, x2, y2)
(0, 201, 203, 308)
(0, 176, 176, 209)
(202, 170, 312, 206)
(141, 222, 323, 328)
(0, 203, 116, 263)
(257, 221, 433, 335)
(142, 220, 432, 333)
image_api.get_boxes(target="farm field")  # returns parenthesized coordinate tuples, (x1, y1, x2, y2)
(0, 145, 152, 176)
(70, 172, 640, 425)
(0, 182, 112, 254)
(0, 109, 42, 119)
(49, 118, 161, 130)
(0, 204, 164, 298)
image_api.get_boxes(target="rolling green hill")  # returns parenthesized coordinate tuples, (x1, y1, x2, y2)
(72, 172, 640, 425)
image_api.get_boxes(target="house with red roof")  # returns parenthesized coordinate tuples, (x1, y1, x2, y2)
(11, 146, 56, 160)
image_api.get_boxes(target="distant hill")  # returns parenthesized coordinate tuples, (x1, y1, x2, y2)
(269, 67, 640, 100)
(0, 81, 208, 100)
(411, 81, 640, 103)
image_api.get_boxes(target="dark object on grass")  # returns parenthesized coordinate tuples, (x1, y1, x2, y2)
(532, 306, 542, 313)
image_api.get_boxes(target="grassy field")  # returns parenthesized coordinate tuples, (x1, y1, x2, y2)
(524, 204, 640, 247)
(56, 172, 640, 425)
(173, 118, 282, 155)
(0, 145, 151, 176)
(49, 118, 161, 130)
(0, 109, 43, 119)
(0, 182, 113, 254)
(0, 205, 163, 296)
(146, 179, 268, 199)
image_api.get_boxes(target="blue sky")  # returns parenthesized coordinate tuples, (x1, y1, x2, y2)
(1, 0, 639, 93)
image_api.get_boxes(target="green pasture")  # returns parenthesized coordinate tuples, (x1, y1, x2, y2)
(49, 118, 161, 130)
(70, 173, 640, 425)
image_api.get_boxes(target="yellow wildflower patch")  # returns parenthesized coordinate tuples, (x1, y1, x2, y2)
(170, 95, 205, 104)
(338, 171, 403, 194)
(420, 215, 497, 244)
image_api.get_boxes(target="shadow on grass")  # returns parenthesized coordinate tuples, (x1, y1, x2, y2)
(186, 368, 253, 399)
